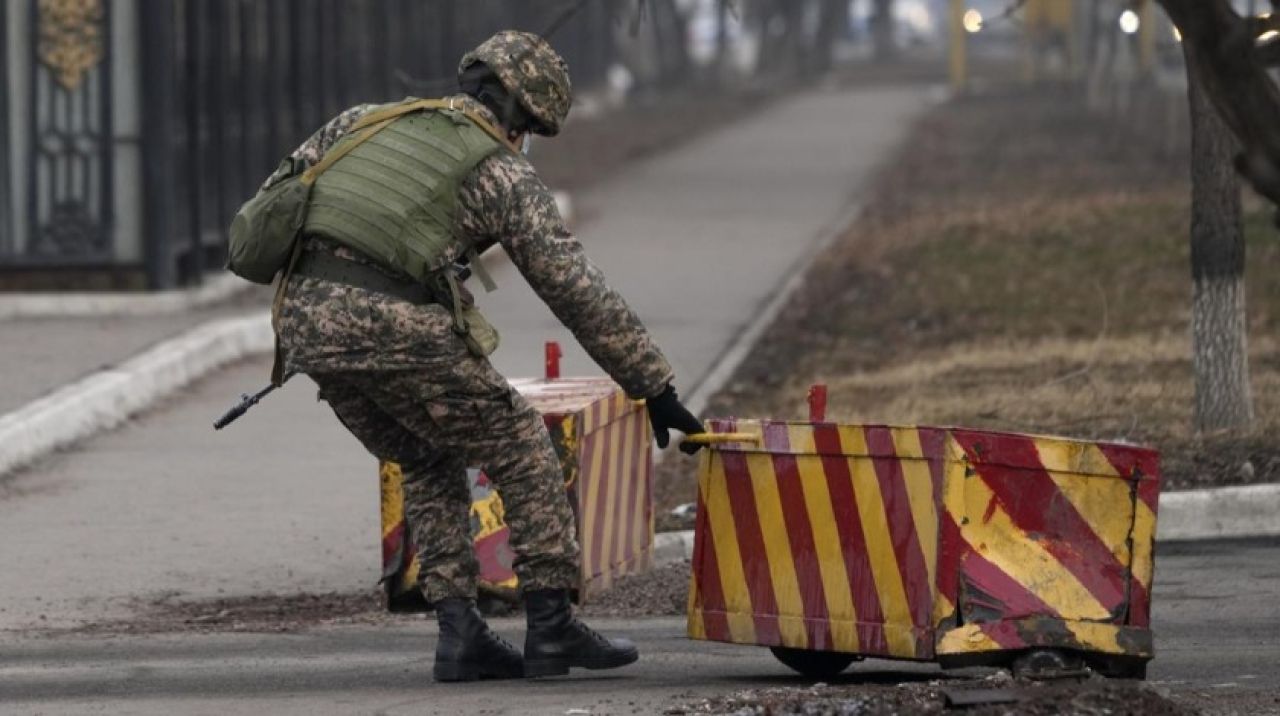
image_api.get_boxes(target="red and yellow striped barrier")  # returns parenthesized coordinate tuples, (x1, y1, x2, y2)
(688, 419, 1158, 671)
(381, 376, 653, 608)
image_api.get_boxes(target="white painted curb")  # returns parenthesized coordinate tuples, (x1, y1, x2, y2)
(652, 483, 1280, 557)
(0, 273, 250, 320)
(1157, 484, 1280, 541)
(0, 189, 579, 478)
(653, 530, 696, 567)
(0, 312, 273, 477)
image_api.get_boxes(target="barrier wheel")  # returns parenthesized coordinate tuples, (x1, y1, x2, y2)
(769, 647, 859, 678)
(1011, 649, 1088, 680)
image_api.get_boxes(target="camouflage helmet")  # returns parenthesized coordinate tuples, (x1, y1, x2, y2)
(458, 30, 572, 137)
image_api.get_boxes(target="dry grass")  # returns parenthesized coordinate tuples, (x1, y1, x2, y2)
(656, 88, 1280, 518)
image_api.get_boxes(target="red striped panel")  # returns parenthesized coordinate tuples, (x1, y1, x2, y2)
(1135, 477, 1160, 514)
(937, 512, 966, 613)
(382, 522, 405, 571)
(813, 424, 888, 653)
(978, 621, 1033, 650)
(1127, 573, 1151, 627)
(960, 548, 1058, 620)
(692, 489, 733, 642)
(1128, 584, 1151, 626)
(918, 428, 948, 505)
(772, 450, 834, 650)
(865, 427, 933, 628)
(720, 451, 783, 645)
(953, 432, 1129, 616)
(1096, 444, 1160, 509)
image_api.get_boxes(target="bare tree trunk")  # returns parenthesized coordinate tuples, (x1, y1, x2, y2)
(1185, 43, 1255, 432)
(871, 0, 895, 61)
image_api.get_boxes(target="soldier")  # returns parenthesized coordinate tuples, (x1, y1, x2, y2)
(266, 31, 705, 681)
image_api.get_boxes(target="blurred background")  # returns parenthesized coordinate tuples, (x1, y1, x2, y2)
(0, 0, 1222, 291)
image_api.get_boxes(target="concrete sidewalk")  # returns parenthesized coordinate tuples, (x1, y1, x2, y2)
(0, 85, 936, 630)
(0, 286, 270, 415)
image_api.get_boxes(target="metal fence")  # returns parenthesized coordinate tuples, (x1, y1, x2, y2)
(1, 0, 619, 290)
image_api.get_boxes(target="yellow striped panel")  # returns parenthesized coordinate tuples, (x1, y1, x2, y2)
(745, 453, 808, 649)
(702, 452, 757, 644)
(578, 427, 608, 579)
(789, 426, 860, 653)
(688, 469, 707, 642)
(404, 558, 419, 591)
(688, 580, 707, 639)
(892, 429, 940, 612)
(630, 415, 651, 568)
(379, 462, 404, 539)
(610, 418, 635, 571)
(937, 442, 968, 624)
(471, 492, 507, 540)
(1039, 441, 1133, 568)
(960, 470, 1112, 620)
(1132, 500, 1156, 590)
(936, 624, 1004, 654)
(840, 426, 916, 658)
(1034, 438, 1120, 477)
(597, 420, 623, 589)
(1064, 620, 1126, 655)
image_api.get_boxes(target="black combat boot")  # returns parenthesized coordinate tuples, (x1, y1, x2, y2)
(433, 598, 524, 682)
(522, 589, 639, 677)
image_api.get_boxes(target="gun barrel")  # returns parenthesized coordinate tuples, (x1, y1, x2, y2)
(212, 384, 277, 430)
(213, 400, 251, 430)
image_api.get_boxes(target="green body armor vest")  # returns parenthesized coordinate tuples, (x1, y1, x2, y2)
(303, 107, 504, 282)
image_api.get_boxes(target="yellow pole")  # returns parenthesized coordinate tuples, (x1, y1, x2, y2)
(1138, 0, 1156, 73)
(950, 0, 967, 92)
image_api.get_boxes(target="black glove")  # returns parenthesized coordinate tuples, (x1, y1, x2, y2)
(646, 385, 705, 454)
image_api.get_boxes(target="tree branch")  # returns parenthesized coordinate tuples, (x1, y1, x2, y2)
(1157, 0, 1280, 215)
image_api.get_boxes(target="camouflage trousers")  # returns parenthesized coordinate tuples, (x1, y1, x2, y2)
(310, 360, 581, 603)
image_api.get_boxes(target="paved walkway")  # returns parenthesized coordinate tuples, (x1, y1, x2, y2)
(484, 86, 933, 399)
(0, 85, 935, 630)
(0, 287, 270, 415)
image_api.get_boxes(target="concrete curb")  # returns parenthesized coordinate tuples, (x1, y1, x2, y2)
(0, 188, 580, 475)
(652, 530, 696, 567)
(1157, 484, 1280, 541)
(651, 483, 1280, 563)
(0, 312, 272, 477)
(0, 273, 250, 320)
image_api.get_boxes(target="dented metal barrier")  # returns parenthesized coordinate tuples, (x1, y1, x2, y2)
(687, 413, 1158, 678)
(380, 364, 654, 609)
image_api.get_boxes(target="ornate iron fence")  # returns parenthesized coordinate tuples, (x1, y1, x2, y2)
(1, 0, 620, 290)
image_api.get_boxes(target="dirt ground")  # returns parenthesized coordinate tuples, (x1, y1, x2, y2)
(656, 86, 1280, 521)
(668, 674, 1195, 716)
(66, 563, 692, 636)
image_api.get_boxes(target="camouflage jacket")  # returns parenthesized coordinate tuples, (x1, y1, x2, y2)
(272, 95, 674, 399)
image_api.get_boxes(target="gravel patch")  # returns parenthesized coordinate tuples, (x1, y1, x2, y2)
(668, 674, 1197, 716)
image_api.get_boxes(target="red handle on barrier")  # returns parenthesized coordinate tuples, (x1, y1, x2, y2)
(808, 384, 828, 422)
(545, 341, 562, 380)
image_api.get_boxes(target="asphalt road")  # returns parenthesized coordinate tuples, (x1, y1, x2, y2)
(2, 538, 1277, 715)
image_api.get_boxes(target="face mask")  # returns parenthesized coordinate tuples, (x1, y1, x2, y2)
(521, 134, 533, 156)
